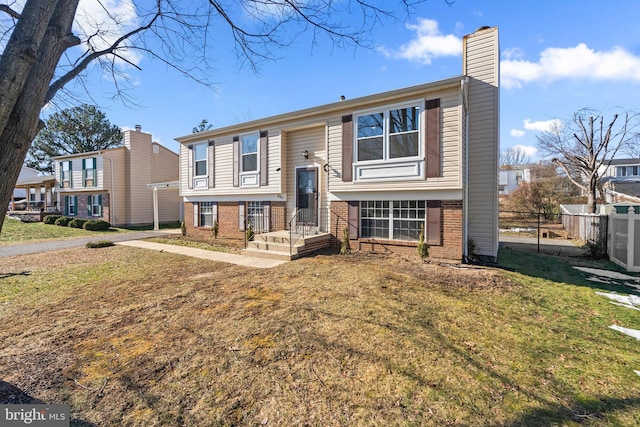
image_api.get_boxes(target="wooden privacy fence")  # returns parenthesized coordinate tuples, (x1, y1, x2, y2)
(560, 205, 608, 249)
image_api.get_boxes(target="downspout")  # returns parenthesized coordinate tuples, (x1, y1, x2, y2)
(103, 154, 116, 226)
(462, 77, 470, 261)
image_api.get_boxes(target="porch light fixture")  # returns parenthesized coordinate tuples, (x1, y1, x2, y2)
(302, 150, 309, 159)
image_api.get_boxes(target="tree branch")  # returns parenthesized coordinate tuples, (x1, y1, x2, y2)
(44, 3, 163, 105)
(0, 4, 20, 20)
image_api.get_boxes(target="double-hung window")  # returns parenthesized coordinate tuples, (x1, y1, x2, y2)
(356, 104, 420, 162)
(247, 201, 264, 232)
(83, 158, 96, 187)
(361, 200, 426, 241)
(194, 143, 207, 177)
(67, 195, 76, 216)
(88, 195, 102, 216)
(241, 133, 258, 172)
(61, 161, 72, 188)
(199, 201, 214, 227)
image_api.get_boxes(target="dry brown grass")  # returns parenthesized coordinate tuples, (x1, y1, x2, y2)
(1, 247, 639, 426)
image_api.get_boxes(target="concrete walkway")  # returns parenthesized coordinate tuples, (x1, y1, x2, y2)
(0, 229, 180, 258)
(116, 240, 287, 269)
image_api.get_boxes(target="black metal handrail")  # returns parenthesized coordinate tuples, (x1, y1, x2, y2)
(243, 212, 268, 249)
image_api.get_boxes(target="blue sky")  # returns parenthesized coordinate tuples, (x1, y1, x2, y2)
(62, 0, 640, 158)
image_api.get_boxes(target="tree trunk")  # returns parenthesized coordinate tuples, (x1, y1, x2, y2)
(587, 175, 598, 214)
(0, 0, 80, 233)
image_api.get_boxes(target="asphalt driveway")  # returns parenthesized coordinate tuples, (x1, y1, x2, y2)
(0, 230, 179, 258)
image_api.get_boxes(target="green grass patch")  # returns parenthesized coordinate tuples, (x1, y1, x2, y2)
(0, 217, 126, 246)
(0, 247, 639, 425)
(144, 236, 233, 252)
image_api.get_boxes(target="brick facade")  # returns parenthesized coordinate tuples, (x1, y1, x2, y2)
(185, 201, 287, 239)
(330, 199, 464, 260)
(63, 193, 110, 223)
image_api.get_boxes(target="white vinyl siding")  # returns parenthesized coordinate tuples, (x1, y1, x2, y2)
(284, 126, 328, 223)
(464, 27, 499, 259)
(328, 89, 461, 193)
(180, 130, 282, 197)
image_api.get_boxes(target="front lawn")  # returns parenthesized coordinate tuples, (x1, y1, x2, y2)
(0, 247, 638, 425)
(0, 217, 124, 246)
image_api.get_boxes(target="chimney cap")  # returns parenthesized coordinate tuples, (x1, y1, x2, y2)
(135, 124, 142, 131)
(475, 26, 491, 32)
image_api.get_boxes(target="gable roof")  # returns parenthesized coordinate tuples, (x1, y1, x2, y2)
(607, 158, 640, 166)
(175, 75, 464, 144)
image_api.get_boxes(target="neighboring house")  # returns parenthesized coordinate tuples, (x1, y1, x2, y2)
(176, 27, 499, 261)
(499, 165, 531, 195)
(54, 125, 180, 226)
(11, 167, 57, 212)
(13, 166, 38, 199)
(600, 158, 640, 204)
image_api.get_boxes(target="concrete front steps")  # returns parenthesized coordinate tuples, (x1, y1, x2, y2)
(242, 230, 333, 261)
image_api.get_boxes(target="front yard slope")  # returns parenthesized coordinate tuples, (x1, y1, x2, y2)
(0, 247, 638, 426)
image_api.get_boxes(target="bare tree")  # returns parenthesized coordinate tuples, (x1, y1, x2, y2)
(0, 0, 431, 232)
(537, 108, 639, 213)
(500, 146, 530, 167)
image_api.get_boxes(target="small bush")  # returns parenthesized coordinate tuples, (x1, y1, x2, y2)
(213, 221, 219, 239)
(83, 219, 111, 231)
(245, 223, 254, 242)
(43, 214, 62, 225)
(68, 218, 88, 229)
(180, 221, 186, 236)
(54, 216, 72, 226)
(583, 239, 607, 260)
(86, 240, 115, 248)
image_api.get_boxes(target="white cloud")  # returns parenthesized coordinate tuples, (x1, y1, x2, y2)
(502, 43, 640, 89)
(74, 0, 141, 65)
(514, 144, 538, 157)
(523, 118, 561, 132)
(380, 18, 462, 64)
(510, 129, 525, 137)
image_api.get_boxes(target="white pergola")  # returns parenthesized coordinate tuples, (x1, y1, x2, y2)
(146, 181, 180, 230)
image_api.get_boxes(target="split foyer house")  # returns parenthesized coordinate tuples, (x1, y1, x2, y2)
(54, 126, 181, 226)
(176, 27, 500, 261)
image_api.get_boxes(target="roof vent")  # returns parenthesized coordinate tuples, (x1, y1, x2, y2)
(339, 95, 346, 101)
(475, 26, 490, 32)
(135, 124, 142, 132)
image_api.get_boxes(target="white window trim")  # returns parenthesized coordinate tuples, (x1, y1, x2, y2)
(360, 200, 426, 241)
(68, 196, 76, 216)
(192, 142, 208, 189)
(62, 161, 71, 187)
(239, 131, 260, 187)
(353, 100, 424, 182)
(90, 195, 101, 216)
